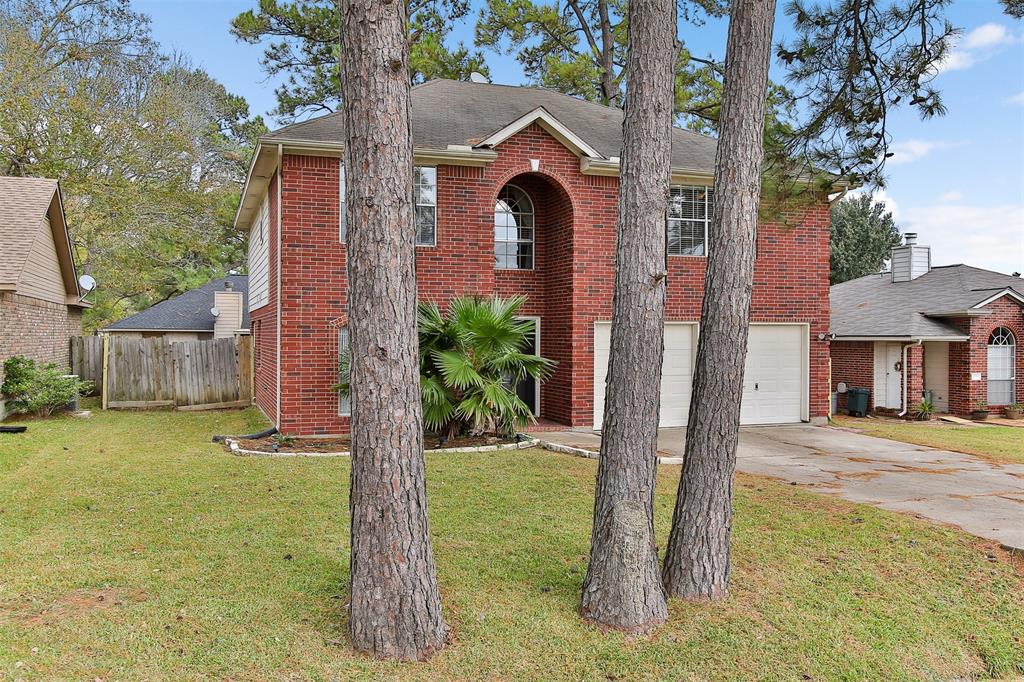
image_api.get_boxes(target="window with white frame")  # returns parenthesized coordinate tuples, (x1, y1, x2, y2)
(338, 326, 351, 416)
(494, 184, 535, 270)
(667, 185, 712, 256)
(339, 165, 436, 246)
(414, 166, 437, 246)
(987, 326, 1016, 405)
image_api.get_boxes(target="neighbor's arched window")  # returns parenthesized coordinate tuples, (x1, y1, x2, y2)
(494, 184, 534, 270)
(987, 327, 1016, 405)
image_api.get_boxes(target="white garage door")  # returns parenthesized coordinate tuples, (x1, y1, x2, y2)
(593, 323, 806, 428)
(741, 325, 806, 425)
(593, 323, 695, 429)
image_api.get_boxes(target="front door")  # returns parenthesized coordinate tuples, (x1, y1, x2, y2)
(881, 343, 903, 409)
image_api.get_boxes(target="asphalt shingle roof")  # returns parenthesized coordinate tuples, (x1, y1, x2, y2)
(264, 79, 719, 174)
(830, 265, 1024, 338)
(0, 176, 61, 286)
(104, 276, 250, 332)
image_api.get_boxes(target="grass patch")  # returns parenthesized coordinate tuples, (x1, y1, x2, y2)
(0, 409, 1021, 680)
(833, 415, 1024, 465)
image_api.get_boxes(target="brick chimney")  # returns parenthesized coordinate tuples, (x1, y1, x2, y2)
(213, 280, 244, 339)
(891, 232, 931, 283)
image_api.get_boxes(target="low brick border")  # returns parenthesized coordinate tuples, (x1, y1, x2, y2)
(537, 439, 684, 465)
(224, 436, 541, 458)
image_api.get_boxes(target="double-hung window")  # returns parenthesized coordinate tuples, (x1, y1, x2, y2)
(667, 185, 712, 257)
(339, 165, 437, 246)
(494, 184, 535, 270)
(413, 167, 437, 246)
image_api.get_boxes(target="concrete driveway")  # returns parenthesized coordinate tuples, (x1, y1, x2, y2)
(533, 425, 1024, 550)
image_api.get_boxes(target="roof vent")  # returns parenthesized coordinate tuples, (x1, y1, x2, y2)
(469, 71, 490, 84)
(891, 233, 930, 283)
(224, 280, 233, 291)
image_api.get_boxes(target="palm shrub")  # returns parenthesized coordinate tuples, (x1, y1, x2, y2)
(419, 296, 555, 438)
(335, 296, 556, 438)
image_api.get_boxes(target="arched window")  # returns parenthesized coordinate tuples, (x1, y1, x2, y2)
(987, 327, 1016, 405)
(494, 184, 534, 270)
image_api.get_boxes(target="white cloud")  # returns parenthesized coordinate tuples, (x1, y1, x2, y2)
(1009, 91, 1024, 106)
(962, 23, 1013, 50)
(937, 23, 1019, 74)
(900, 203, 1024, 274)
(887, 139, 949, 165)
(846, 187, 901, 221)
(940, 191, 963, 202)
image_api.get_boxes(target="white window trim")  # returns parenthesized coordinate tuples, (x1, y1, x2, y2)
(987, 326, 1016, 406)
(494, 183, 536, 272)
(339, 164, 437, 247)
(667, 184, 712, 258)
(414, 166, 438, 248)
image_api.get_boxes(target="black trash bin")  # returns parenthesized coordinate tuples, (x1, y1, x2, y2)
(847, 387, 870, 417)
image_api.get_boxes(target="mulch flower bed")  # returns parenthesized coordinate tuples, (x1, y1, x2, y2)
(233, 433, 523, 455)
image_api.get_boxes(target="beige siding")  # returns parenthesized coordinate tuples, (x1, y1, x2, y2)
(214, 291, 244, 338)
(17, 216, 66, 304)
(248, 193, 270, 311)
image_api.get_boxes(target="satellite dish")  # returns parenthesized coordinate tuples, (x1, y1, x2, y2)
(469, 71, 490, 84)
(210, 307, 220, 317)
(78, 274, 97, 293)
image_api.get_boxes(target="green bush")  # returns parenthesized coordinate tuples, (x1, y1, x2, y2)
(1, 356, 93, 417)
(334, 296, 556, 438)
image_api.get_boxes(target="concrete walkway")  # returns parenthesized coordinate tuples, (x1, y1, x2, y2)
(531, 425, 1024, 550)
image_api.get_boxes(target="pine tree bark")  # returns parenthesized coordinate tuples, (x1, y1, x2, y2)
(339, 0, 447, 660)
(579, 0, 676, 633)
(662, 0, 777, 601)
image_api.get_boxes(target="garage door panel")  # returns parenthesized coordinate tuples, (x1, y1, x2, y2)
(593, 323, 694, 429)
(594, 323, 804, 429)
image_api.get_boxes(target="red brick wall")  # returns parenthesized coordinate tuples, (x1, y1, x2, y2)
(948, 299, 1024, 415)
(256, 124, 832, 435)
(906, 343, 925, 408)
(250, 172, 280, 424)
(830, 340, 874, 411)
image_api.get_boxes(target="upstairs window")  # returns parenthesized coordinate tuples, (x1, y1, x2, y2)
(667, 185, 712, 256)
(414, 166, 437, 246)
(494, 184, 535, 270)
(340, 165, 436, 246)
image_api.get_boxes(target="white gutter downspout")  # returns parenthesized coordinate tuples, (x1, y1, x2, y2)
(275, 143, 283, 428)
(898, 339, 923, 417)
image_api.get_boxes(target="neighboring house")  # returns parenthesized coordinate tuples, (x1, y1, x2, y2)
(0, 177, 88, 418)
(236, 78, 841, 436)
(102, 276, 250, 341)
(830, 233, 1023, 416)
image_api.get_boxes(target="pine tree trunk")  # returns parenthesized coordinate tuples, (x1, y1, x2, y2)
(579, 0, 676, 633)
(662, 0, 777, 601)
(339, 0, 447, 660)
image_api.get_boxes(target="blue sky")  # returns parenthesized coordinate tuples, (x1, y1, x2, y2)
(135, 0, 1024, 274)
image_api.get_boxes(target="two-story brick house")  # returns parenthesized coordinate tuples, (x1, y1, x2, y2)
(236, 79, 835, 436)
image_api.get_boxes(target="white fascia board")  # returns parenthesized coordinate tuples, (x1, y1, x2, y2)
(971, 288, 1024, 309)
(474, 107, 603, 159)
(833, 334, 969, 342)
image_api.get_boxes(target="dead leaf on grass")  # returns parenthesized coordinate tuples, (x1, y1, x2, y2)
(0, 588, 147, 626)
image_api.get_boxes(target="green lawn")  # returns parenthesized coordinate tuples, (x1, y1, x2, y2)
(0, 409, 1022, 680)
(833, 415, 1024, 465)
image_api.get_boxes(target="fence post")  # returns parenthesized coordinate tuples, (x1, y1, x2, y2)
(101, 334, 109, 411)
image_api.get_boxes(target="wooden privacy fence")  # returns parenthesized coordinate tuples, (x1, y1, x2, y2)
(70, 335, 253, 411)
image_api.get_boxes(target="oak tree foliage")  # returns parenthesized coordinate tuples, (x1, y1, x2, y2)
(0, 0, 266, 331)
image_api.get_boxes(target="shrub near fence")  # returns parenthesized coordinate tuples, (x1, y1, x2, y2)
(70, 336, 253, 411)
